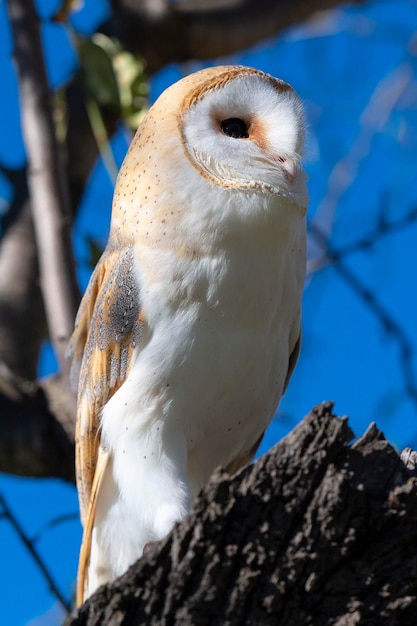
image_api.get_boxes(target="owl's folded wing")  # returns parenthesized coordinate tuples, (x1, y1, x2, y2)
(67, 245, 145, 604)
(68, 244, 144, 525)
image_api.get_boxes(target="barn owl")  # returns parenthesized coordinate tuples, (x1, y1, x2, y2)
(68, 65, 308, 605)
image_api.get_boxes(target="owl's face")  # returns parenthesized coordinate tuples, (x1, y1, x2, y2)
(179, 67, 307, 204)
(111, 66, 307, 246)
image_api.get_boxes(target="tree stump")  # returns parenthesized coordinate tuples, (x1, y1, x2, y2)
(65, 402, 417, 625)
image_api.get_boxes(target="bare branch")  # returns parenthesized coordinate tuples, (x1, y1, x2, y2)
(308, 220, 417, 411)
(7, 0, 80, 380)
(65, 77, 119, 212)
(0, 168, 76, 480)
(307, 204, 417, 274)
(0, 369, 75, 482)
(314, 61, 413, 237)
(0, 167, 44, 380)
(100, 0, 363, 73)
(0, 493, 72, 614)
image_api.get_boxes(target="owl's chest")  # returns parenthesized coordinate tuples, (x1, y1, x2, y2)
(132, 194, 304, 404)
(133, 215, 303, 400)
(126, 236, 300, 490)
(103, 221, 303, 495)
(137, 215, 303, 330)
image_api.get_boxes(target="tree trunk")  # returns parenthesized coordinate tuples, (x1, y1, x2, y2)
(65, 402, 417, 625)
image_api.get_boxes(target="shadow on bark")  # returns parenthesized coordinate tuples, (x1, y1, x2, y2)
(65, 401, 417, 625)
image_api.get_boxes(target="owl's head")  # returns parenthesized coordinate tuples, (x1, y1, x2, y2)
(177, 66, 307, 204)
(112, 66, 307, 243)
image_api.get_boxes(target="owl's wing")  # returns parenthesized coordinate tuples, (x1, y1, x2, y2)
(76, 443, 109, 605)
(68, 242, 144, 529)
(68, 245, 144, 604)
(283, 317, 301, 394)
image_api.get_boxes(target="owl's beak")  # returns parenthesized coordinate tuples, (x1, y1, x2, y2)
(279, 157, 298, 184)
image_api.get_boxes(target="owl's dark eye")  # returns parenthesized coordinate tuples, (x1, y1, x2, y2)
(220, 118, 249, 139)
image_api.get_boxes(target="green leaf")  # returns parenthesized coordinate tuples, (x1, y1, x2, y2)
(78, 37, 121, 111)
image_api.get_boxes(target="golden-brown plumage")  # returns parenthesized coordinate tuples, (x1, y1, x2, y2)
(69, 247, 144, 524)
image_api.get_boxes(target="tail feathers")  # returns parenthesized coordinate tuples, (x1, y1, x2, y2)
(77, 447, 110, 606)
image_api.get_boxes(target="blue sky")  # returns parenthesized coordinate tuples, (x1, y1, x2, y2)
(1, 0, 417, 623)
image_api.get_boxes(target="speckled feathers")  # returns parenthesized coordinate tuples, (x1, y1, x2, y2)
(68, 65, 308, 605)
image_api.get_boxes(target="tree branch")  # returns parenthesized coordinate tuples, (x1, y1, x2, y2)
(0, 493, 72, 613)
(308, 220, 417, 413)
(0, 167, 44, 380)
(100, 0, 363, 74)
(7, 0, 80, 381)
(0, 172, 75, 481)
(65, 403, 417, 625)
(0, 369, 75, 481)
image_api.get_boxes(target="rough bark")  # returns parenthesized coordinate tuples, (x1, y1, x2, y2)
(65, 402, 417, 626)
